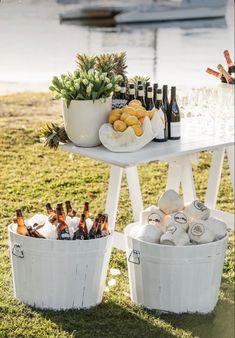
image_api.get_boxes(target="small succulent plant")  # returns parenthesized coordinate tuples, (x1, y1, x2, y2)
(38, 123, 70, 149)
(50, 69, 122, 108)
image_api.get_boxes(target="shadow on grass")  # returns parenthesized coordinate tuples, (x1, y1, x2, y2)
(152, 284, 235, 338)
(36, 300, 176, 338)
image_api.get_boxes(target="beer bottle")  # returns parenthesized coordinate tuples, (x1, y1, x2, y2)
(145, 87, 155, 111)
(83, 202, 90, 219)
(128, 83, 135, 103)
(73, 214, 88, 240)
(88, 216, 99, 239)
(65, 200, 77, 217)
(45, 203, 55, 216)
(137, 85, 146, 108)
(169, 86, 181, 140)
(224, 50, 235, 78)
(101, 214, 110, 237)
(96, 214, 104, 238)
(16, 209, 29, 236)
(56, 205, 71, 240)
(153, 83, 158, 105)
(27, 225, 45, 239)
(145, 81, 151, 102)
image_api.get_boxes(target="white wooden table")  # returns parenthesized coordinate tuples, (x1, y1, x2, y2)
(59, 118, 234, 250)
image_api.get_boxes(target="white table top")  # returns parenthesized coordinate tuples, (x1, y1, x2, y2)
(59, 118, 234, 168)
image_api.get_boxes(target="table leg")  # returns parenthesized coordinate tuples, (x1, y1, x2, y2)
(125, 166, 143, 222)
(226, 145, 234, 194)
(205, 148, 225, 209)
(105, 165, 123, 231)
(166, 161, 181, 193)
(181, 160, 197, 204)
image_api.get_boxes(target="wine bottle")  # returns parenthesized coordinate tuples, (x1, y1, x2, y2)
(137, 85, 146, 108)
(145, 87, 155, 111)
(169, 86, 181, 140)
(112, 82, 128, 108)
(217, 64, 235, 84)
(155, 88, 162, 109)
(154, 89, 168, 143)
(128, 83, 135, 103)
(206, 68, 226, 82)
(153, 83, 158, 105)
(145, 81, 151, 102)
(120, 82, 127, 99)
(162, 85, 170, 136)
(224, 50, 235, 77)
(136, 80, 142, 96)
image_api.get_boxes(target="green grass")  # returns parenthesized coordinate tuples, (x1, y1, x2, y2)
(0, 93, 234, 338)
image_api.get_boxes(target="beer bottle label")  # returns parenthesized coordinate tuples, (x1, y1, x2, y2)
(61, 229, 70, 240)
(170, 122, 181, 138)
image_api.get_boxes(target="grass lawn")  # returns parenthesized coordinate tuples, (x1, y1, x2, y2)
(0, 93, 234, 338)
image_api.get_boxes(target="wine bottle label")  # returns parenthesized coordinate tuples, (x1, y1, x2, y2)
(129, 88, 135, 95)
(157, 94, 162, 100)
(147, 92, 153, 99)
(170, 122, 181, 138)
(138, 90, 144, 96)
(121, 87, 126, 94)
(112, 99, 128, 109)
(156, 110, 165, 140)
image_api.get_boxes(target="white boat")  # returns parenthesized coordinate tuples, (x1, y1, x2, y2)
(115, 0, 228, 24)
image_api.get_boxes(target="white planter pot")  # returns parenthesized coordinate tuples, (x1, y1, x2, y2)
(62, 97, 112, 147)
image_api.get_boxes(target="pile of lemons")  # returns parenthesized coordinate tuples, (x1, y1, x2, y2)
(107, 100, 155, 137)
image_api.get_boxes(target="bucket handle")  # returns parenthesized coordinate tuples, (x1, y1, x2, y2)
(128, 250, 140, 265)
(12, 244, 24, 259)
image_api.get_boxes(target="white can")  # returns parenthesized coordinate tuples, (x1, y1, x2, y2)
(184, 200, 210, 220)
(162, 211, 189, 232)
(160, 224, 190, 246)
(158, 189, 184, 215)
(136, 224, 163, 244)
(204, 217, 227, 240)
(188, 220, 215, 244)
(140, 206, 165, 226)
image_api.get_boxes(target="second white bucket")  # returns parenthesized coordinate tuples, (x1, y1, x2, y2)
(9, 224, 113, 310)
(124, 223, 228, 314)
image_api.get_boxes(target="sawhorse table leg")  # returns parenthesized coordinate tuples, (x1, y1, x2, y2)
(105, 165, 143, 250)
(166, 154, 198, 204)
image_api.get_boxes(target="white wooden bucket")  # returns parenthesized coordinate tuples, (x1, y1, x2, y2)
(8, 224, 113, 310)
(124, 223, 228, 314)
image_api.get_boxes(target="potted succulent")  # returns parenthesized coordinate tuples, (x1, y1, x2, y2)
(49, 53, 127, 147)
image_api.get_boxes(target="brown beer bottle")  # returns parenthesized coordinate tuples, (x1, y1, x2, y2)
(96, 214, 105, 238)
(73, 214, 88, 240)
(56, 205, 71, 240)
(16, 209, 29, 236)
(88, 216, 99, 239)
(27, 225, 45, 239)
(65, 200, 77, 217)
(83, 202, 90, 219)
(45, 203, 55, 215)
(101, 214, 110, 237)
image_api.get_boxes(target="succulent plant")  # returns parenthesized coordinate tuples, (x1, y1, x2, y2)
(38, 123, 70, 149)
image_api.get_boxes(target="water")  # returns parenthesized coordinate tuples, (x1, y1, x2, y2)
(0, 0, 234, 93)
